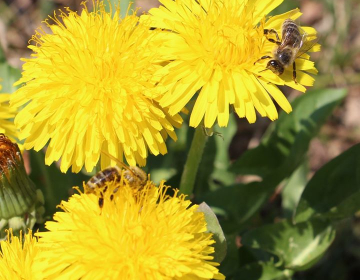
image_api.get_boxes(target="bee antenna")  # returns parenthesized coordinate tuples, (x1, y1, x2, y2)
(101, 151, 136, 177)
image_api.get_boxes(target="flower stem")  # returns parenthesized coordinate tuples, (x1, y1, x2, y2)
(179, 126, 208, 196)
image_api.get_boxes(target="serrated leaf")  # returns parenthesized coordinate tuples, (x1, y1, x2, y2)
(198, 202, 227, 263)
(295, 144, 360, 223)
(231, 89, 347, 178)
(235, 261, 293, 280)
(241, 219, 335, 270)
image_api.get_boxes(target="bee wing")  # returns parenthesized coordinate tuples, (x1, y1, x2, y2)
(296, 25, 320, 59)
(300, 26, 318, 42)
(297, 38, 319, 60)
(101, 151, 137, 177)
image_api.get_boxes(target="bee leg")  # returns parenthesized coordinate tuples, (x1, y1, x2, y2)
(98, 197, 104, 208)
(264, 29, 280, 41)
(292, 61, 298, 84)
(254, 55, 272, 65)
(98, 191, 104, 209)
(264, 29, 281, 45)
(266, 38, 281, 45)
(110, 187, 119, 201)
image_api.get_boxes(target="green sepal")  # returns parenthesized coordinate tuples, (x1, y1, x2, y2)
(198, 202, 227, 263)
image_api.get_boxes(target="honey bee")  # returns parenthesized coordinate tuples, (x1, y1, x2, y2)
(85, 152, 147, 209)
(256, 19, 317, 83)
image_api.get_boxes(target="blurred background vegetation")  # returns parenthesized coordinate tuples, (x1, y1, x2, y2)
(0, 0, 359, 279)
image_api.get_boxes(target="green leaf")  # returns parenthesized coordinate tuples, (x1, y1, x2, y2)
(195, 115, 237, 195)
(295, 144, 360, 223)
(241, 219, 336, 270)
(103, 0, 134, 18)
(282, 160, 309, 219)
(212, 115, 237, 186)
(325, 190, 360, 219)
(0, 36, 20, 93)
(231, 88, 347, 178)
(119, 0, 134, 18)
(39, 0, 56, 18)
(0, 61, 21, 93)
(0, 45, 5, 61)
(221, 233, 278, 278)
(148, 121, 190, 187)
(211, 89, 346, 226)
(29, 150, 89, 219)
(202, 182, 270, 230)
(150, 167, 177, 184)
(198, 202, 227, 263)
(219, 233, 242, 277)
(194, 135, 216, 195)
(235, 261, 293, 280)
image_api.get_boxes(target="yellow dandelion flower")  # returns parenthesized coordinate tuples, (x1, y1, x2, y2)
(142, 0, 320, 127)
(0, 229, 42, 279)
(0, 84, 18, 142)
(35, 178, 224, 279)
(10, 2, 182, 173)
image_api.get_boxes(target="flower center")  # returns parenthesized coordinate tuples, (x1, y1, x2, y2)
(190, 3, 263, 70)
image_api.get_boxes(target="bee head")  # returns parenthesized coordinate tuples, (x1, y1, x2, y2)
(125, 166, 148, 186)
(266, 60, 284, 75)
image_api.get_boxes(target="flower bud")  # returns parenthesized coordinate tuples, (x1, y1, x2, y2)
(0, 134, 42, 239)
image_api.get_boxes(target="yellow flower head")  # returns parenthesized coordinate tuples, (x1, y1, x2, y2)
(0, 229, 42, 279)
(142, 0, 320, 127)
(36, 177, 224, 280)
(0, 84, 18, 142)
(10, 2, 182, 173)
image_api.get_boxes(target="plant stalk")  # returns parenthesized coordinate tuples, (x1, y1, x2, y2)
(179, 126, 208, 196)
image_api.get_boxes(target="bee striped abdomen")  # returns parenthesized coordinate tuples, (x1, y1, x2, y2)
(86, 166, 121, 191)
(281, 19, 301, 48)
